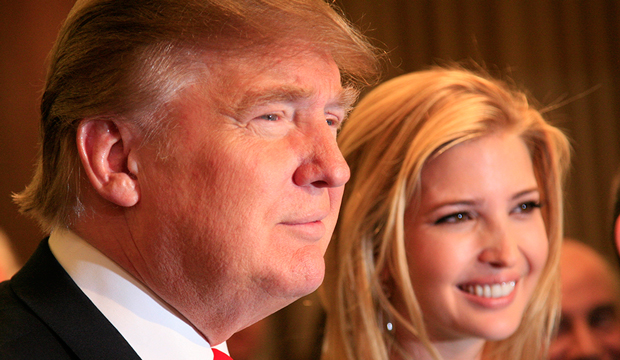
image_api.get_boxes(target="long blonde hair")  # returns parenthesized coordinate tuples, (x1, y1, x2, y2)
(322, 67, 571, 360)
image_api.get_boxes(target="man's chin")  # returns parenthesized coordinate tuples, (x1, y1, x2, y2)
(291, 245, 326, 294)
(263, 251, 325, 301)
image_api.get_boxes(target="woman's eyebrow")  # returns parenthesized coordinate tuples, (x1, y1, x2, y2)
(425, 199, 478, 214)
(512, 188, 540, 201)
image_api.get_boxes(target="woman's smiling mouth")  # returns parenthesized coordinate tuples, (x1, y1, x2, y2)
(458, 281, 517, 299)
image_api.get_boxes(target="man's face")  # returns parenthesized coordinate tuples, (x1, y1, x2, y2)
(549, 242, 620, 360)
(126, 49, 351, 342)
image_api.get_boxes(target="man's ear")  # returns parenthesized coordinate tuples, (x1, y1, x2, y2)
(76, 119, 140, 207)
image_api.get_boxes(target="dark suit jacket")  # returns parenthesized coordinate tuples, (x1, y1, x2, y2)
(0, 238, 141, 359)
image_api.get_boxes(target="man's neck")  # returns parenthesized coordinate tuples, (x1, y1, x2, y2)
(48, 228, 229, 359)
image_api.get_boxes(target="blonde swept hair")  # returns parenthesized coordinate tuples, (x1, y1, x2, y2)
(14, 0, 381, 233)
(321, 67, 571, 360)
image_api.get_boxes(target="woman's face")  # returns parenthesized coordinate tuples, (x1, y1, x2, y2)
(402, 131, 548, 343)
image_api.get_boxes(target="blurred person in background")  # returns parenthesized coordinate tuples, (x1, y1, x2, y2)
(549, 238, 620, 360)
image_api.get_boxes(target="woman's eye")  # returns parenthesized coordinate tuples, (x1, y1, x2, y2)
(259, 114, 279, 121)
(435, 212, 471, 225)
(514, 201, 541, 214)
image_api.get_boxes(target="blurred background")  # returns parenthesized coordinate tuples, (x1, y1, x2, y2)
(1, 1, 620, 359)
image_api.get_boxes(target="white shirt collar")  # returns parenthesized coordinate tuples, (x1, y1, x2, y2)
(49, 228, 229, 360)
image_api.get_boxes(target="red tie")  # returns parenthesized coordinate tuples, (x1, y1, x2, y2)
(212, 348, 233, 360)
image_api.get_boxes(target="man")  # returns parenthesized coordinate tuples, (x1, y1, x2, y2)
(0, 0, 379, 359)
(549, 239, 620, 360)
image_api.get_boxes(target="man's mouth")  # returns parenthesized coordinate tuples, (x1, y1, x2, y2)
(457, 281, 516, 299)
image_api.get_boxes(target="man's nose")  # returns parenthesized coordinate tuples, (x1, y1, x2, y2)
(292, 122, 350, 189)
(568, 321, 604, 360)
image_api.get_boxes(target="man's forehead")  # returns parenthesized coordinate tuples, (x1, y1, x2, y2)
(199, 49, 358, 114)
(562, 273, 618, 310)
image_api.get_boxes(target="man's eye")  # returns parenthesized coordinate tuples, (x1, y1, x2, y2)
(589, 305, 618, 329)
(327, 116, 342, 128)
(514, 201, 541, 214)
(260, 114, 279, 121)
(435, 212, 471, 225)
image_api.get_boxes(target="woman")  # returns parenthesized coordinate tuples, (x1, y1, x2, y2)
(321, 67, 571, 360)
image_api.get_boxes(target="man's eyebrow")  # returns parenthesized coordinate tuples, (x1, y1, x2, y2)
(230, 86, 312, 116)
(226, 85, 360, 117)
(336, 86, 360, 116)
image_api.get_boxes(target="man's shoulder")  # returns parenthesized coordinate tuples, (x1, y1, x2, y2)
(0, 239, 142, 360)
(0, 279, 79, 359)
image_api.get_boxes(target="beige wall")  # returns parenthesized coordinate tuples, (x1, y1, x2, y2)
(0, 1, 74, 263)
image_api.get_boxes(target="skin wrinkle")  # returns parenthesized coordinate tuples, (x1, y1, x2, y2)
(210, 47, 358, 123)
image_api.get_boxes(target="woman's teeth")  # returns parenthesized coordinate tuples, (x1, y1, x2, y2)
(459, 281, 516, 298)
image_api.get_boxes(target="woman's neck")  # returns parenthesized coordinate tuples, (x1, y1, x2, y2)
(391, 335, 486, 360)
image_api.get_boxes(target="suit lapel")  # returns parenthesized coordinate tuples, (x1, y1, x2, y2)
(10, 239, 141, 360)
